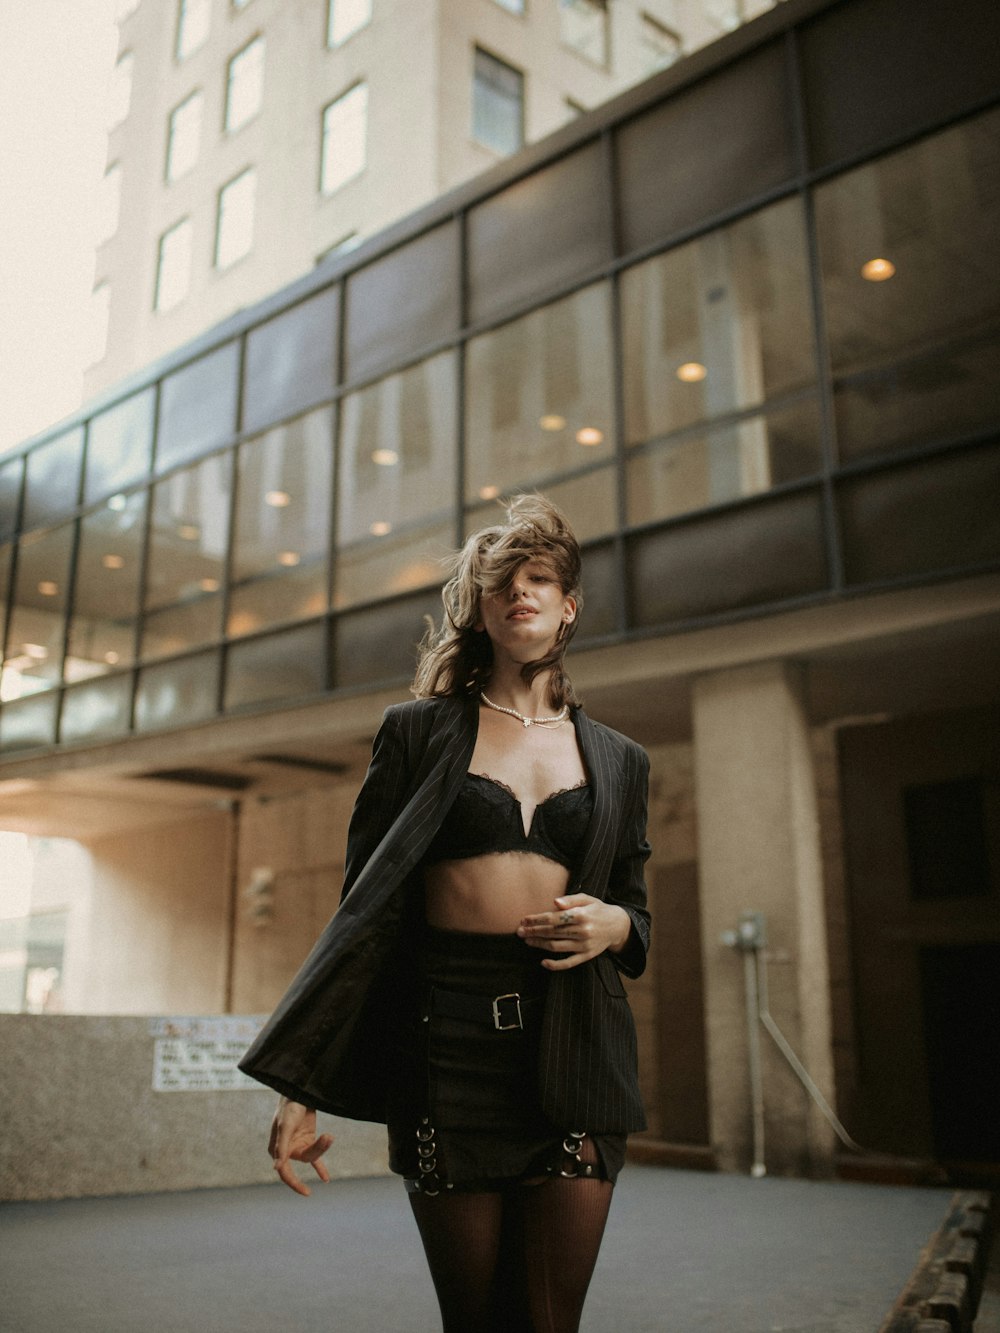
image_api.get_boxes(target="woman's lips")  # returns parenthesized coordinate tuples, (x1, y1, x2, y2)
(507, 607, 537, 619)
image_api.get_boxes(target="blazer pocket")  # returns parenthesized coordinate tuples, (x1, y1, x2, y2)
(596, 952, 628, 998)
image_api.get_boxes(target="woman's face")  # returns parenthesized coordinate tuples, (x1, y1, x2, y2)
(476, 558, 576, 663)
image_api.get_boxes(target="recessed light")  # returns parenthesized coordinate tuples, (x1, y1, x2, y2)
(479, 485, 500, 501)
(199, 577, 220, 592)
(676, 362, 707, 383)
(539, 414, 566, 431)
(38, 581, 59, 596)
(104, 651, 120, 665)
(107, 494, 127, 512)
(575, 427, 603, 446)
(102, 554, 125, 570)
(861, 257, 896, 282)
(277, 551, 300, 567)
(23, 643, 48, 660)
(265, 490, 291, 507)
(370, 520, 392, 537)
(372, 449, 399, 466)
(177, 524, 200, 541)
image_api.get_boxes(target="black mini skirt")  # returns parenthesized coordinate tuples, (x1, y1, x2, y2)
(386, 925, 626, 1193)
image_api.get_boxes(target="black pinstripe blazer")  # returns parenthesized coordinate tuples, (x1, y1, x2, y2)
(239, 694, 652, 1133)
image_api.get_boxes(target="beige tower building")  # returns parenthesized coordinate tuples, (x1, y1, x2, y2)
(90, 0, 781, 393)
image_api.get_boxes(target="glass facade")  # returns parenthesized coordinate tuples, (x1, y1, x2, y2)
(1, 5, 998, 756)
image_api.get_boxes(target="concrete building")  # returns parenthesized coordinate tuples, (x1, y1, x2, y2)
(88, 0, 783, 395)
(2, 0, 1000, 1195)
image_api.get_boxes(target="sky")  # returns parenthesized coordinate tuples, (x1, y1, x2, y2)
(0, 0, 119, 457)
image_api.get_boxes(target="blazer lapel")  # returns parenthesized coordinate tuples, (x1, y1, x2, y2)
(572, 708, 618, 893)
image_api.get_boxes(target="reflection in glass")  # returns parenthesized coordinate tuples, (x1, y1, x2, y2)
(622, 196, 815, 446)
(66, 492, 146, 681)
(85, 388, 155, 504)
(465, 285, 615, 520)
(0, 459, 22, 541)
(60, 676, 132, 744)
(156, 342, 239, 473)
(243, 289, 338, 434)
(135, 650, 220, 731)
(23, 427, 84, 531)
(815, 107, 1000, 460)
(142, 455, 231, 658)
(0, 543, 11, 651)
(336, 354, 456, 607)
(1, 524, 74, 699)
(229, 409, 332, 637)
(225, 622, 325, 711)
(0, 692, 59, 752)
(625, 398, 822, 526)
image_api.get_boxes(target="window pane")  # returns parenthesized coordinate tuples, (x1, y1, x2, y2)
(639, 14, 682, 75)
(321, 84, 368, 195)
(66, 491, 146, 679)
(333, 590, 441, 691)
(336, 353, 457, 608)
(472, 48, 523, 156)
(0, 543, 11, 649)
(327, 0, 372, 46)
(225, 621, 326, 710)
(96, 164, 122, 244)
(492, 0, 525, 12)
(0, 692, 59, 753)
(60, 675, 132, 745)
(166, 91, 203, 182)
(225, 36, 265, 132)
(0, 459, 22, 541)
(142, 455, 231, 658)
(814, 108, 1000, 462)
(622, 197, 816, 446)
(1, 525, 74, 699)
(155, 218, 193, 311)
(85, 388, 155, 503)
(229, 408, 333, 637)
(135, 650, 220, 731)
(157, 343, 240, 472)
(465, 468, 618, 547)
(176, 0, 210, 61)
(243, 288, 339, 434)
(625, 398, 822, 527)
(560, 0, 608, 66)
(108, 53, 133, 129)
(23, 428, 84, 532)
(215, 170, 256, 269)
(465, 284, 615, 514)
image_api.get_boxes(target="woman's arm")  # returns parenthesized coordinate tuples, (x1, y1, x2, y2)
(269, 1096, 335, 1196)
(340, 707, 410, 903)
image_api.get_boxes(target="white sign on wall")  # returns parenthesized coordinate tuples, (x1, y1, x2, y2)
(149, 1016, 267, 1092)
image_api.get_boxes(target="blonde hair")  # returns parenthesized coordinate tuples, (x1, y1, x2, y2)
(412, 494, 583, 708)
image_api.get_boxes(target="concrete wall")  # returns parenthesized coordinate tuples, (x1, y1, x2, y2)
(0, 1014, 389, 1202)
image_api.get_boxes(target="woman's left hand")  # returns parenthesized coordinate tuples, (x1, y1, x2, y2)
(517, 894, 631, 971)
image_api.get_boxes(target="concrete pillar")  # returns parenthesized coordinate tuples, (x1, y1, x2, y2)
(692, 660, 836, 1176)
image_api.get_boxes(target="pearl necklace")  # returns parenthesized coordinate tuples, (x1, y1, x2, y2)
(480, 692, 569, 728)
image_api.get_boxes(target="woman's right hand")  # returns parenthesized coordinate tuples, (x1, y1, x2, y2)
(268, 1096, 335, 1196)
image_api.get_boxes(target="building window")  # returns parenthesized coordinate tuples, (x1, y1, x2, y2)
(175, 0, 210, 61)
(472, 48, 523, 156)
(96, 164, 122, 244)
(215, 168, 256, 268)
(165, 90, 203, 182)
(492, 0, 525, 13)
(560, 0, 609, 67)
(321, 84, 368, 195)
(87, 284, 111, 367)
(155, 218, 193, 311)
(108, 52, 133, 129)
(327, 0, 372, 48)
(225, 36, 265, 132)
(640, 12, 682, 73)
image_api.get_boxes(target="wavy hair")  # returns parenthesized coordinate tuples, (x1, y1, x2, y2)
(412, 494, 583, 708)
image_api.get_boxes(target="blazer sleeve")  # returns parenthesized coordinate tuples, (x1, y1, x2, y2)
(607, 743, 652, 979)
(340, 707, 410, 904)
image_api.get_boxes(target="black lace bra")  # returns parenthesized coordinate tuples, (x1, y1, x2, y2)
(423, 772, 592, 871)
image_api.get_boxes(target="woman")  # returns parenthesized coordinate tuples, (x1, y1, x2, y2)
(240, 495, 651, 1332)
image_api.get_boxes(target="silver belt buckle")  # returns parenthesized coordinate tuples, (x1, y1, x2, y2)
(492, 992, 523, 1031)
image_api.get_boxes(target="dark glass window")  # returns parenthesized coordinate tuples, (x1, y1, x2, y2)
(336, 353, 457, 609)
(472, 47, 523, 157)
(134, 650, 220, 731)
(229, 408, 333, 638)
(157, 343, 240, 473)
(85, 388, 156, 504)
(467, 142, 609, 325)
(242, 288, 339, 434)
(0, 543, 11, 654)
(465, 283, 618, 542)
(616, 42, 795, 256)
(0, 458, 22, 541)
(60, 675, 133, 745)
(225, 621, 325, 710)
(66, 491, 146, 679)
(0, 524, 74, 698)
(333, 589, 441, 690)
(815, 107, 1000, 463)
(23, 428, 84, 531)
(142, 454, 232, 659)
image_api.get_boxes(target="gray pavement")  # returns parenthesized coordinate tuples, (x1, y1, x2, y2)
(0, 1166, 953, 1332)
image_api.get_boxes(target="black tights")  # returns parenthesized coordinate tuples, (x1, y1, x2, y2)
(408, 1141, 614, 1333)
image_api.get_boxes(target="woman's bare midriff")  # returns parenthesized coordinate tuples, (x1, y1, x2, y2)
(424, 853, 572, 934)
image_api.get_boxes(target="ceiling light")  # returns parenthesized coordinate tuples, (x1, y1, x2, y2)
(102, 554, 125, 570)
(676, 362, 707, 383)
(277, 551, 300, 567)
(371, 449, 399, 466)
(38, 581, 59, 596)
(22, 643, 48, 660)
(265, 490, 291, 507)
(479, 485, 500, 501)
(107, 493, 127, 512)
(199, 577, 220, 593)
(104, 651, 120, 665)
(370, 520, 392, 537)
(539, 414, 566, 431)
(177, 524, 200, 541)
(861, 257, 896, 282)
(575, 427, 603, 446)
